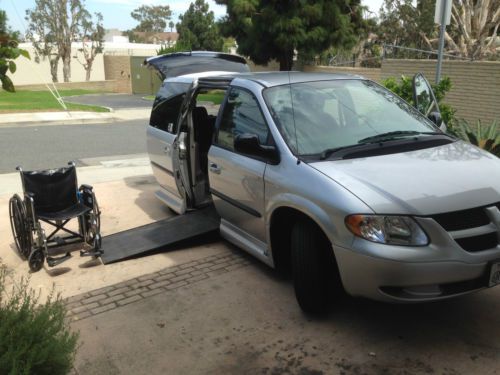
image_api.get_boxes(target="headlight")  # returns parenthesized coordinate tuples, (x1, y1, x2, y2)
(345, 215, 428, 246)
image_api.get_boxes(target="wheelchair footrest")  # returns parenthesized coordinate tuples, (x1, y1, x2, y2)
(47, 252, 72, 267)
(80, 249, 103, 258)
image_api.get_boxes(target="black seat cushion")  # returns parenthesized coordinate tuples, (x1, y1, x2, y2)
(22, 166, 78, 214)
(37, 203, 91, 221)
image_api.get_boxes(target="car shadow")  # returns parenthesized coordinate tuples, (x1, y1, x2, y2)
(123, 174, 173, 222)
(220, 241, 500, 362)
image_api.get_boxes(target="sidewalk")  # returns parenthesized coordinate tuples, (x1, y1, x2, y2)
(0, 108, 150, 128)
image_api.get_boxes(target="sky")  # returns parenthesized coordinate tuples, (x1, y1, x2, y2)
(2, 0, 385, 34)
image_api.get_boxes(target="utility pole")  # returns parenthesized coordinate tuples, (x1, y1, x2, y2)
(434, 0, 452, 84)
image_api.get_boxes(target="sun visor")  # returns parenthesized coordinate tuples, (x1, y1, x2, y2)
(144, 51, 249, 80)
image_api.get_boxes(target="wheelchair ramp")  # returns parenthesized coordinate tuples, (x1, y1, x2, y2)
(101, 206, 220, 264)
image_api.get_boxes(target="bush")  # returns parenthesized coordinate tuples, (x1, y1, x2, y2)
(382, 75, 456, 127)
(156, 41, 192, 55)
(0, 266, 79, 375)
(453, 119, 499, 157)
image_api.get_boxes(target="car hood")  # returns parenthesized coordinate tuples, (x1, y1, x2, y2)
(309, 141, 500, 215)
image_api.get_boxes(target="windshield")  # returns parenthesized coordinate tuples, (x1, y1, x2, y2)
(263, 79, 439, 156)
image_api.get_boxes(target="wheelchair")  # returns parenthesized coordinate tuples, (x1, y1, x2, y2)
(9, 162, 102, 272)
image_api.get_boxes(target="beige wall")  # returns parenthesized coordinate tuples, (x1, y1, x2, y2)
(103, 55, 132, 93)
(303, 65, 381, 82)
(381, 59, 500, 124)
(304, 60, 500, 124)
(12, 44, 105, 85)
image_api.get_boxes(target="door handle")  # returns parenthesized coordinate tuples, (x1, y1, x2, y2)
(164, 145, 171, 154)
(209, 163, 221, 174)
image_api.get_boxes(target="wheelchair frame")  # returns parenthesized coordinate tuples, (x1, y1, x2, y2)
(9, 162, 102, 272)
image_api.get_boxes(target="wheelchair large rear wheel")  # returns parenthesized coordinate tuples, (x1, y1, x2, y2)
(83, 198, 101, 245)
(9, 194, 32, 259)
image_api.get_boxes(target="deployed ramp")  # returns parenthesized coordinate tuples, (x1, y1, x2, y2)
(101, 206, 220, 264)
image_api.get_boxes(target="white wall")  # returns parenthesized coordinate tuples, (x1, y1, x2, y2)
(12, 42, 161, 86)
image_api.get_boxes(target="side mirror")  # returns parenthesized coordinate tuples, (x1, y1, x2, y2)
(413, 73, 440, 117)
(234, 133, 280, 164)
(428, 111, 442, 126)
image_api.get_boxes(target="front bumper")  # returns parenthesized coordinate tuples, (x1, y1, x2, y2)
(334, 244, 499, 302)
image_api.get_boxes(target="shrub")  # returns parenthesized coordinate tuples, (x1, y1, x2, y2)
(0, 266, 79, 375)
(382, 75, 456, 127)
(454, 119, 499, 157)
(156, 40, 192, 55)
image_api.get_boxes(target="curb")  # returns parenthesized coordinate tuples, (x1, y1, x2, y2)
(0, 109, 150, 128)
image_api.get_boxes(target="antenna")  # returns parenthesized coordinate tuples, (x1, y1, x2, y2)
(287, 71, 300, 164)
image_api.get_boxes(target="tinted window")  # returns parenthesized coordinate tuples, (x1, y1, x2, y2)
(216, 87, 269, 151)
(264, 80, 437, 155)
(150, 82, 190, 133)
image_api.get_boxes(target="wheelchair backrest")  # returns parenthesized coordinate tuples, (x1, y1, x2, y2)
(21, 166, 78, 213)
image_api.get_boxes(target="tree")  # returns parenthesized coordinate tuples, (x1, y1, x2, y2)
(169, 21, 175, 32)
(0, 9, 28, 91)
(378, 0, 436, 51)
(376, 0, 499, 59)
(447, 0, 499, 59)
(177, 0, 223, 51)
(76, 11, 104, 81)
(26, 0, 89, 83)
(131, 5, 172, 32)
(217, 0, 364, 70)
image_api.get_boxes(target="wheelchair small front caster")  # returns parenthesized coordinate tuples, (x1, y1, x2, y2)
(28, 248, 45, 272)
(93, 233, 102, 254)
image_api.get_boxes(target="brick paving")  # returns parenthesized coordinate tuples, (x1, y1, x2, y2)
(65, 250, 251, 321)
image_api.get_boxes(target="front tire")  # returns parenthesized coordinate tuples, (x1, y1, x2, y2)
(28, 248, 45, 272)
(291, 220, 341, 313)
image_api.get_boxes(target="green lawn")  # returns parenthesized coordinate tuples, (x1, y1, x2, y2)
(143, 90, 226, 105)
(0, 89, 110, 113)
(198, 91, 225, 105)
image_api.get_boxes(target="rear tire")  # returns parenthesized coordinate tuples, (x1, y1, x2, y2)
(9, 194, 32, 259)
(291, 220, 341, 314)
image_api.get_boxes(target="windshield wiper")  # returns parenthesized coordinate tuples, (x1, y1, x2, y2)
(319, 144, 365, 160)
(358, 131, 441, 144)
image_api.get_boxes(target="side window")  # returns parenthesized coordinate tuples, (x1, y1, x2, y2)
(149, 82, 189, 133)
(216, 87, 269, 151)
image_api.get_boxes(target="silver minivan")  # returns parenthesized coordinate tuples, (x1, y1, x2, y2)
(146, 52, 500, 313)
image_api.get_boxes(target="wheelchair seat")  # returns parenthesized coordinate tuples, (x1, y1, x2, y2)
(36, 203, 91, 221)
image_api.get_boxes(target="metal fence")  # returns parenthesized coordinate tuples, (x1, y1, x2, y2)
(321, 44, 472, 68)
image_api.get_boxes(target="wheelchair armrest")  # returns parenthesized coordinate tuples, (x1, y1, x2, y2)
(79, 184, 93, 192)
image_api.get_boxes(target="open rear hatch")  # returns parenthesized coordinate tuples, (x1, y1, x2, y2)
(144, 51, 250, 80)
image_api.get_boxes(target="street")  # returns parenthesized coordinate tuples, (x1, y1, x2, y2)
(0, 120, 147, 173)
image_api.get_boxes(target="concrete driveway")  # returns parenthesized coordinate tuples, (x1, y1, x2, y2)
(72, 253, 500, 375)
(64, 94, 153, 109)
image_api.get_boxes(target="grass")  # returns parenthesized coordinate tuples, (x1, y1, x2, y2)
(0, 89, 110, 113)
(198, 91, 225, 105)
(144, 90, 226, 105)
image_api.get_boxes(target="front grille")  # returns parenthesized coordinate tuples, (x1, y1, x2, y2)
(428, 202, 500, 253)
(430, 206, 492, 231)
(455, 232, 499, 252)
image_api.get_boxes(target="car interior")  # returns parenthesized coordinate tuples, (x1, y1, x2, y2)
(188, 88, 227, 206)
